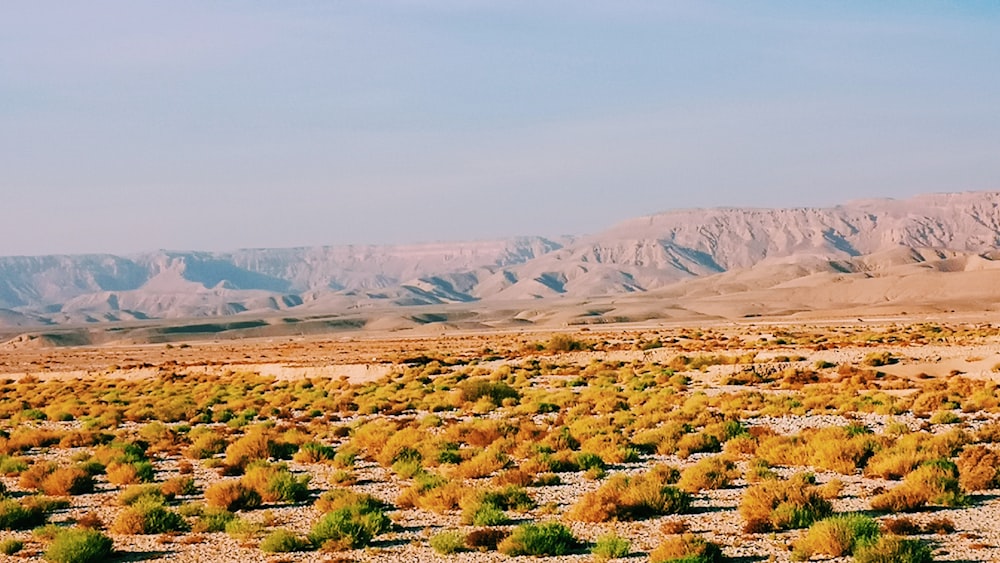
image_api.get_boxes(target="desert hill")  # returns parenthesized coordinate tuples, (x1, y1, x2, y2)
(3, 191, 1000, 338)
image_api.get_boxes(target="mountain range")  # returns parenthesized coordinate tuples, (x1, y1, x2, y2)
(3, 191, 1000, 336)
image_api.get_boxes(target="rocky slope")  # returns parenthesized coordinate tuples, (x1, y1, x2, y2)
(2, 191, 1000, 327)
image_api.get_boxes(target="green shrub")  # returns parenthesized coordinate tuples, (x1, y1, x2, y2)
(260, 529, 311, 553)
(592, 533, 631, 560)
(308, 503, 392, 550)
(430, 530, 467, 555)
(498, 522, 579, 556)
(110, 499, 189, 535)
(739, 473, 832, 532)
(853, 535, 933, 563)
(0, 498, 46, 530)
(0, 538, 23, 555)
(871, 459, 966, 512)
(43, 529, 113, 563)
(192, 508, 236, 533)
(793, 514, 880, 558)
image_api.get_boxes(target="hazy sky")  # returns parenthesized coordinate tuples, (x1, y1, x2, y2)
(3, 1, 999, 256)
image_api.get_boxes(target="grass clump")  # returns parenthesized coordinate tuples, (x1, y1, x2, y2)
(308, 501, 392, 551)
(677, 455, 738, 493)
(792, 514, 880, 559)
(871, 459, 966, 512)
(0, 498, 47, 530)
(460, 486, 534, 526)
(853, 535, 932, 563)
(739, 473, 832, 532)
(649, 534, 727, 563)
(43, 528, 113, 563)
(204, 481, 262, 512)
(956, 445, 1000, 491)
(260, 529, 311, 553)
(567, 470, 691, 522)
(0, 538, 23, 555)
(498, 521, 579, 556)
(109, 499, 189, 535)
(592, 533, 631, 561)
(241, 462, 311, 503)
(430, 530, 467, 555)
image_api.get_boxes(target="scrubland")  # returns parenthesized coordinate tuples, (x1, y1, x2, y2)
(1, 321, 1000, 561)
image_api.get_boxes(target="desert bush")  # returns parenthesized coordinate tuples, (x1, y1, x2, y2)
(457, 379, 520, 406)
(224, 516, 264, 540)
(0, 498, 46, 529)
(678, 456, 738, 493)
(739, 473, 832, 532)
(74, 512, 104, 530)
(458, 486, 534, 527)
(43, 529, 113, 563)
(649, 534, 727, 563)
(185, 432, 227, 459)
(204, 481, 262, 512)
(543, 334, 588, 353)
(956, 445, 1000, 491)
(0, 538, 23, 555)
(592, 533, 631, 561)
(498, 521, 579, 556)
(161, 476, 197, 498)
(308, 501, 392, 551)
(260, 529, 311, 553)
(465, 528, 510, 551)
(430, 530, 467, 555)
(41, 467, 94, 496)
(106, 461, 154, 486)
(293, 441, 335, 464)
(853, 535, 932, 563)
(225, 428, 292, 470)
(881, 516, 921, 535)
(118, 484, 167, 506)
(315, 489, 386, 514)
(110, 498, 189, 535)
(871, 459, 966, 512)
(567, 470, 691, 522)
(191, 508, 236, 533)
(241, 462, 310, 503)
(792, 514, 880, 558)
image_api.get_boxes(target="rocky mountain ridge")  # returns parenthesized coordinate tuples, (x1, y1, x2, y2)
(3, 191, 999, 327)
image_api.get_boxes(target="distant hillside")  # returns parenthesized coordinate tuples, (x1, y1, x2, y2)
(2, 191, 1000, 328)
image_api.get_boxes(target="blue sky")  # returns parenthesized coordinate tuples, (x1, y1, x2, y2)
(2, 1, 999, 255)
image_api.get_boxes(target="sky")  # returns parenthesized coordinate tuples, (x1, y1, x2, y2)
(2, 1, 1000, 256)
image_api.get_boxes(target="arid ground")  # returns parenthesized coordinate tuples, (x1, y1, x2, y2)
(2, 317, 1000, 562)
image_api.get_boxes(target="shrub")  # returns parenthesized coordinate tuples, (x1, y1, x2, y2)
(315, 489, 386, 514)
(308, 502, 392, 550)
(0, 538, 23, 555)
(105, 461, 153, 486)
(110, 499, 189, 535)
(118, 484, 166, 506)
(793, 514, 881, 558)
(853, 535, 932, 563)
(739, 473, 832, 532)
(204, 481, 262, 512)
(293, 442, 336, 464)
(191, 508, 236, 533)
(678, 456, 738, 493)
(260, 529, 311, 553)
(956, 445, 1000, 491)
(465, 528, 510, 551)
(161, 476, 197, 498)
(498, 521, 579, 556)
(592, 533, 631, 561)
(41, 468, 94, 496)
(430, 530, 467, 555)
(649, 534, 727, 563)
(241, 462, 310, 503)
(871, 459, 966, 512)
(567, 471, 691, 522)
(185, 432, 227, 459)
(0, 498, 46, 530)
(43, 529, 113, 563)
